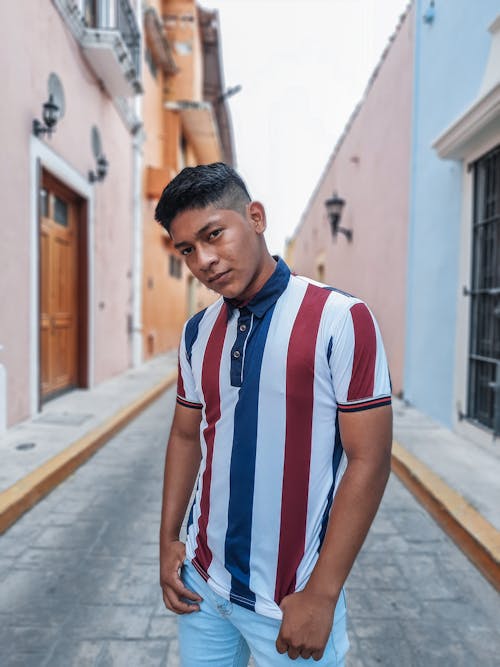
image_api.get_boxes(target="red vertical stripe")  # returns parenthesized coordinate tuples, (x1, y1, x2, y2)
(274, 284, 330, 604)
(177, 357, 185, 398)
(193, 304, 228, 574)
(347, 303, 376, 401)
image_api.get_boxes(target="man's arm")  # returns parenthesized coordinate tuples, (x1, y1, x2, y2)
(159, 402, 203, 614)
(276, 404, 392, 661)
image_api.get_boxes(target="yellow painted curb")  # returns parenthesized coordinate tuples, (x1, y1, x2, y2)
(391, 440, 500, 590)
(0, 369, 177, 535)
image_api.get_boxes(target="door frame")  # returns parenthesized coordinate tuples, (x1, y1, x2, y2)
(40, 169, 88, 402)
(30, 137, 95, 417)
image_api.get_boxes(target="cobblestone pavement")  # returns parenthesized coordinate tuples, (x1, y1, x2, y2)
(0, 389, 498, 666)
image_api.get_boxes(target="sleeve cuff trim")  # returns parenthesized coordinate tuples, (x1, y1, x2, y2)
(337, 396, 392, 413)
(177, 396, 203, 409)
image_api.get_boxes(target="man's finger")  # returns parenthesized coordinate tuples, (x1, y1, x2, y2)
(275, 635, 288, 655)
(163, 586, 200, 614)
(163, 573, 202, 603)
(312, 648, 325, 661)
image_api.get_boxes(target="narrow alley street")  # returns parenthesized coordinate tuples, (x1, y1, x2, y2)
(0, 388, 498, 667)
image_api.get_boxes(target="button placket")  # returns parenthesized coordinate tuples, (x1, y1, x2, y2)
(230, 309, 251, 387)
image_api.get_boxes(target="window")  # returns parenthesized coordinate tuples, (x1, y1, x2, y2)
(468, 145, 500, 435)
(169, 254, 182, 279)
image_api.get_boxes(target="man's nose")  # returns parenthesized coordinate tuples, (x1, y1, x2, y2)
(197, 244, 218, 271)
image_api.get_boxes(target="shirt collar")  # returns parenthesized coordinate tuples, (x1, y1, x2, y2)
(224, 256, 291, 318)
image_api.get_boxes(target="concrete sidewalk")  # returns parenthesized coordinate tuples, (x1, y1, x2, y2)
(391, 398, 500, 589)
(0, 351, 177, 533)
(0, 355, 498, 589)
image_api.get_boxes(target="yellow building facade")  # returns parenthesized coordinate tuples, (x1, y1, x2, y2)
(141, 0, 235, 358)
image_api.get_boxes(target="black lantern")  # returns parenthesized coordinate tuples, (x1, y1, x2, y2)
(325, 192, 352, 242)
(33, 94, 60, 138)
(89, 154, 109, 183)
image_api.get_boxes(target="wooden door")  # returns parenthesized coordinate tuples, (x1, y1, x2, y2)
(40, 174, 79, 399)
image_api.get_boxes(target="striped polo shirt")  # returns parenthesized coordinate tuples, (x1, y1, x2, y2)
(177, 257, 391, 619)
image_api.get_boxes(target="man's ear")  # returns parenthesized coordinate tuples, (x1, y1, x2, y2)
(247, 201, 267, 234)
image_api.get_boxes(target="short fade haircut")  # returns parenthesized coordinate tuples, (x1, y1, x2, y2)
(154, 162, 252, 233)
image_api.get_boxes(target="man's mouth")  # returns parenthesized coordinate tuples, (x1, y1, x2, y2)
(208, 270, 231, 284)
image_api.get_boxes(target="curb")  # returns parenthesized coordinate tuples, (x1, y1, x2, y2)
(391, 440, 500, 592)
(0, 369, 177, 535)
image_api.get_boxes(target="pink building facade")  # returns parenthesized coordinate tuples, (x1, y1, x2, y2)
(0, 0, 143, 428)
(287, 5, 414, 397)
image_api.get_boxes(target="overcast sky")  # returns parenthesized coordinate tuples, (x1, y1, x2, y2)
(207, 0, 410, 254)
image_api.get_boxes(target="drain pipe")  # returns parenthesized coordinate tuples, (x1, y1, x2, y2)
(130, 0, 144, 368)
(0, 346, 6, 434)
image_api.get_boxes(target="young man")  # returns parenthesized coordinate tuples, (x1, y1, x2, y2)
(156, 163, 392, 666)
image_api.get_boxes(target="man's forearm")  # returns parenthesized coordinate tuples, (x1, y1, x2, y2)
(160, 431, 201, 547)
(305, 453, 391, 601)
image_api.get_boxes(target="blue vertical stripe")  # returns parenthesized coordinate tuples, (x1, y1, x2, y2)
(318, 411, 344, 551)
(185, 308, 207, 364)
(225, 305, 276, 609)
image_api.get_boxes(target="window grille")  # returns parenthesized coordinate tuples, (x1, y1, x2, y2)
(468, 145, 500, 436)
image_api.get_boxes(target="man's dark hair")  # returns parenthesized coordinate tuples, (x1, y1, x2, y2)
(154, 162, 252, 233)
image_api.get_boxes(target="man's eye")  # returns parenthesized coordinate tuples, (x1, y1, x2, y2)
(180, 247, 192, 256)
(208, 229, 222, 240)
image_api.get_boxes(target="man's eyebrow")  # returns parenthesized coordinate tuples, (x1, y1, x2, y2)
(173, 220, 221, 249)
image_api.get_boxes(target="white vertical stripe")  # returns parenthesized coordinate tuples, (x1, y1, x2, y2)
(185, 302, 223, 560)
(250, 277, 308, 615)
(206, 311, 238, 592)
(296, 301, 338, 589)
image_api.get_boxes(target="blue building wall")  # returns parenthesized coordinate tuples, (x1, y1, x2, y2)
(404, 0, 499, 426)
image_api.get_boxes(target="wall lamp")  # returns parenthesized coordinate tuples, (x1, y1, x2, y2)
(325, 192, 352, 242)
(89, 154, 109, 183)
(33, 94, 60, 138)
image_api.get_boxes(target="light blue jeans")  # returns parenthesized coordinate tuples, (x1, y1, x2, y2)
(178, 560, 349, 667)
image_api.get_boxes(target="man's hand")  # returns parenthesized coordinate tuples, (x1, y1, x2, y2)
(160, 540, 202, 614)
(276, 589, 337, 661)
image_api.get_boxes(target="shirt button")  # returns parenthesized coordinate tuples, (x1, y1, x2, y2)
(239, 324, 247, 332)
(233, 350, 241, 359)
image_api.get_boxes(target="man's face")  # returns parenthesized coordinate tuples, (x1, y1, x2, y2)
(169, 203, 268, 302)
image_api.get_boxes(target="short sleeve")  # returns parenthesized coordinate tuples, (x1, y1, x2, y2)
(177, 323, 203, 410)
(329, 301, 391, 413)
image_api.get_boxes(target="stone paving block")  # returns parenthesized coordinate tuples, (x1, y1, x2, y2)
(366, 515, 399, 535)
(75, 565, 125, 605)
(41, 639, 103, 667)
(0, 624, 59, 657)
(0, 534, 31, 559)
(411, 641, 479, 667)
(390, 510, 445, 542)
(420, 597, 490, 628)
(1, 651, 48, 667)
(354, 563, 407, 591)
(32, 521, 105, 551)
(112, 564, 160, 606)
(352, 619, 405, 640)
(357, 637, 414, 666)
(361, 532, 411, 554)
(98, 639, 169, 667)
(147, 614, 178, 640)
(165, 637, 181, 667)
(135, 542, 160, 563)
(66, 604, 153, 639)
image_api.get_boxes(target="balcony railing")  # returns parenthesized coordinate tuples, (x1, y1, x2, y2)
(53, 0, 142, 97)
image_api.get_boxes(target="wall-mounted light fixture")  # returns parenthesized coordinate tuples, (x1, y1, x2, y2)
(33, 94, 60, 138)
(216, 84, 242, 105)
(325, 192, 352, 242)
(89, 126, 108, 183)
(423, 1, 435, 24)
(89, 154, 109, 183)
